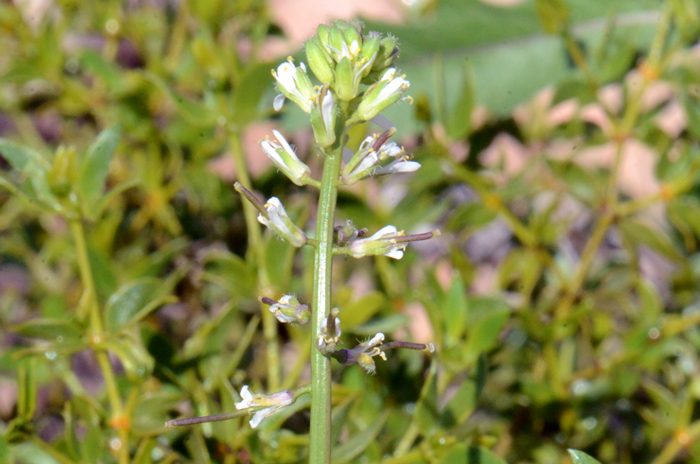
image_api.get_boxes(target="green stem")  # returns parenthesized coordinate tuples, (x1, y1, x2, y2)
(69, 219, 129, 464)
(650, 420, 700, 464)
(229, 129, 281, 391)
(309, 148, 344, 464)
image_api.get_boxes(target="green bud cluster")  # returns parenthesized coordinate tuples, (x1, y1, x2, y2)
(269, 20, 407, 149)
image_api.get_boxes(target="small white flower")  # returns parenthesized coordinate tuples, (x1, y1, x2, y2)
(272, 60, 315, 113)
(260, 130, 311, 186)
(353, 68, 410, 122)
(257, 197, 307, 247)
(348, 225, 406, 260)
(267, 295, 310, 324)
(342, 151, 379, 185)
(317, 315, 341, 353)
(235, 385, 294, 428)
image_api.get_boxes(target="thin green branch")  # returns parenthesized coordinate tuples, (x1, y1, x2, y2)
(69, 219, 129, 464)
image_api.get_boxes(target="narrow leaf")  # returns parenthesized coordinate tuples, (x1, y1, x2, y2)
(78, 126, 120, 218)
(568, 449, 604, 464)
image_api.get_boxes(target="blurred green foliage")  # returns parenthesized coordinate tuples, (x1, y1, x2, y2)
(1, 0, 700, 463)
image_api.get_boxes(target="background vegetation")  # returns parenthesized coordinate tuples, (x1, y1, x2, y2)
(2, 0, 700, 463)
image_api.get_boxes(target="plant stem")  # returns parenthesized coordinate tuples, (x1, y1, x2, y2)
(70, 219, 129, 464)
(651, 420, 700, 464)
(228, 129, 281, 391)
(309, 148, 344, 464)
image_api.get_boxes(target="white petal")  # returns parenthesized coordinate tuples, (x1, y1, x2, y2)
(368, 225, 398, 240)
(385, 248, 404, 259)
(249, 408, 271, 428)
(374, 161, 420, 175)
(235, 385, 253, 409)
(273, 94, 286, 111)
(272, 130, 296, 158)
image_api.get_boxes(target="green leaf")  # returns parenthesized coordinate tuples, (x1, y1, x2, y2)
(331, 399, 355, 445)
(331, 411, 388, 464)
(447, 202, 497, 231)
(682, 90, 700, 141)
(464, 298, 510, 365)
(82, 424, 103, 463)
(0, 434, 9, 463)
(341, 292, 386, 328)
(618, 219, 683, 262)
(10, 319, 83, 342)
(202, 252, 256, 299)
(105, 278, 171, 334)
(100, 338, 155, 380)
(0, 139, 50, 172)
(78, 126, 120, 219)
(568, 449, 603, 464)
(17, 359, 37, 419)
(446, 61, 475, 139)
(443, 276, 468, 344)
(440, 444, 507, 464)
(230, 61, 275, 125)
(131, 390, 181, 434)
(441, 356, 486, 427)
(62, 402, 81, 461)
(414, 362, 440, 435)
(144, 72, 217, 127)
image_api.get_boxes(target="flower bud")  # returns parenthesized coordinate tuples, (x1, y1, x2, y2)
(343, 24, 363, 54)
(260, 130, 311, 186)
(373, 35, 399, 71)
(334, 220, 367, 245)
(48, 146, 77, 197)
(352, 68, 409, 123)
(333, 57, 355, 101)
(305, 37, 334, 84)
(310, 86, 337, 147)
(317, 24, 331, 47)
(328, 25, 347, 62)
(360, 32, 381, 65)
(257, 197, 307, 247)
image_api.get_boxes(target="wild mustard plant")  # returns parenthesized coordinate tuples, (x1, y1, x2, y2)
(169, 20, 438, 464)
